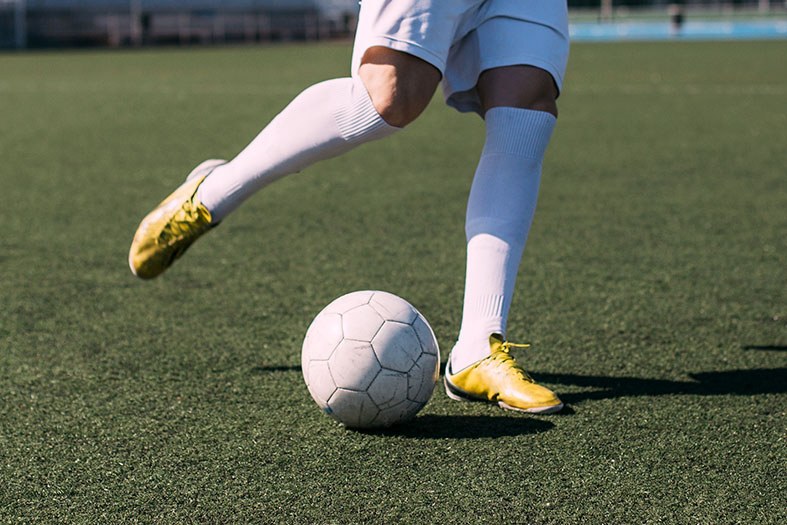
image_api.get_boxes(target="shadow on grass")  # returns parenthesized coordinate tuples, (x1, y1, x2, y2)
(251, 365, 301, 373)
(742, 345, 787, 351)
(366, 414, 554, 439)
(538, 368, 787, 405)
(250, 365, 786, 410)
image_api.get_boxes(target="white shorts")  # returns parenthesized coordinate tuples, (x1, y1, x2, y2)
(351, 0, 570, 115)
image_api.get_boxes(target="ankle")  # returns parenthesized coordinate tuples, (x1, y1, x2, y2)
(449, 333, 496, 372)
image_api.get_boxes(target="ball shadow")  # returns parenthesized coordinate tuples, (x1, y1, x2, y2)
(251, 365, 301, 373)
(742, 345, 787, 352)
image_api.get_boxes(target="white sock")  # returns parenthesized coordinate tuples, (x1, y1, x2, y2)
(197, 77, 399, 223)
(450, 107, 557, 372)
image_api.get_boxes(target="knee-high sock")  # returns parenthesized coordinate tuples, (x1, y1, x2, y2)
(450, 107, 556, 372)
(197, 77, 399, 223)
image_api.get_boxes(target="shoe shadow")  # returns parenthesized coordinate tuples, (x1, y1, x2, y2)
(536, 368, 787, 405)
(365, 414, 554, 439)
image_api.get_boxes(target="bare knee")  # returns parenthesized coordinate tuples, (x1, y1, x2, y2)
(359, 47, 441, 128)
(478, 66, 559, 118)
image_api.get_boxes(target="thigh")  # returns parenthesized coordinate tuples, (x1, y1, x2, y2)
(350, 0, 483, 77)
(476, 65, 559, 117)
(358, 46, 441, 127)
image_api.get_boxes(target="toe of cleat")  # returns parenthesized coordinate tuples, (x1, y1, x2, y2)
(129, 159, 226, 279)
(128, 175, 213, 279)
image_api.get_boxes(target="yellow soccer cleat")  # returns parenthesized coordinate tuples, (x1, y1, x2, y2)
(128, 159, 226, 279)
(444, 333, 563, 414)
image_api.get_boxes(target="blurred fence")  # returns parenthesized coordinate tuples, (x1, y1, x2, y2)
(0, 1, 357, 49)
(1, 0, 785, 49)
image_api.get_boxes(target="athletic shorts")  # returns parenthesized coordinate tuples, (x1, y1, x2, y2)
(351, 0, 570, 115)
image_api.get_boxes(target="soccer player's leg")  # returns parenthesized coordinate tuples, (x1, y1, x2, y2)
(128, 48, 439, 279)
(444, 65, 564, 414)
(128, 75, 395, 279)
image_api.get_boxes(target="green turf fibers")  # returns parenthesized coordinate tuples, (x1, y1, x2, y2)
(1, 41, 785, 523)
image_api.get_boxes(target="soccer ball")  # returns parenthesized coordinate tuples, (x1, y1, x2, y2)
(301, 290, 440, 429)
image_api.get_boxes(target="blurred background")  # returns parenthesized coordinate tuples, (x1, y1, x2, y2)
(1, 0, 785, 50)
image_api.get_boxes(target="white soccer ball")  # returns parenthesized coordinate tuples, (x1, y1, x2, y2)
(301, 290, 440, 429)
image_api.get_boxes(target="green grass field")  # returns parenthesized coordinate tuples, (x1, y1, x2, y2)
(1, 40, 785, 523)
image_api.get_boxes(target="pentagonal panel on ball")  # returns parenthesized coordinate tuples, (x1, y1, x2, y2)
(342, 304, 385, 342)
(367, 369, 408, 410)
(411, 314, 439, 355)
(306, 361, 337, 407)
(371, 322, 421, 373)
(327, 389, 380, 428)
(369, 291, 418, 323)
(328, 340, 381, 391)
(304, 312, 343, 361)
(407, 352, 439, 404)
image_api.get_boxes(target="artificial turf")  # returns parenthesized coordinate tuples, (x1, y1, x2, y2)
(1, 40, 785, 523)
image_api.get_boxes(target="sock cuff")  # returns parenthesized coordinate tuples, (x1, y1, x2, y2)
(335, 78, 400, 144)
(483, 107, 556, 160)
